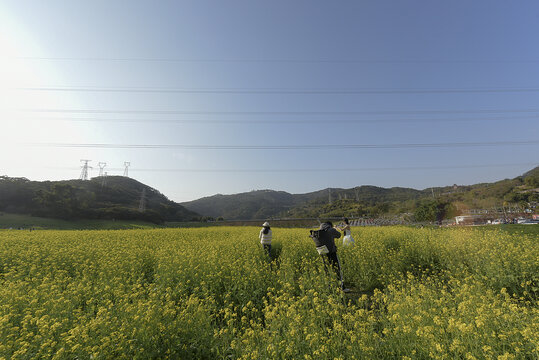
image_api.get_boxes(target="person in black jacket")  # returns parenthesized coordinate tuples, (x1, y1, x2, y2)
(310, 221, 349, 292)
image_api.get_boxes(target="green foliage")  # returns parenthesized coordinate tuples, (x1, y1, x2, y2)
(182, 167, 539, 220)
(525, 175, 539, 188)
(2, 166, 538, 224)
(181, 186, 425, 220)
(0, 176, 199, 223)
(181, 190, 299, 220)
(34, 184, 81, 219)
(0, 213, 161, 230)
(414, 200, 452, 223)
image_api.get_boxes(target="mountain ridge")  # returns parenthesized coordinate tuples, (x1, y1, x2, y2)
(181, 166, 539, 220)
(1, 166, 537, 222)
(0, 175, 199, 223)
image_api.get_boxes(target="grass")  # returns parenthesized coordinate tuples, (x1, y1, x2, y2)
(3, 212, 537, 234)
(0, 213, 160, 230)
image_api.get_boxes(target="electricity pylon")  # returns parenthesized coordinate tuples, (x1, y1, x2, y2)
(138, 188, 147, 212)
(101, 172, 108, 187)
(79, 160, 92, 180)
(98, 162, 107, 177)
(123, 162, 130, 177)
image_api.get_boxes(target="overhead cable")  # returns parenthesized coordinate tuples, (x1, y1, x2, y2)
(15, 86, 539, 94)
(16, 108, 539, 115)
(24, 140, 539, 150)
(46, 163, 538, 173)
(12, 56, 539, 64)
(12, 115, 539, 124)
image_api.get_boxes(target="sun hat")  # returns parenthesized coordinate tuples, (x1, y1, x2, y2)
(262, 222, 270, 227)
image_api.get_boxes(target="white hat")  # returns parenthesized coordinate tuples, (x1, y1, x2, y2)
(262, 222, 270, 227)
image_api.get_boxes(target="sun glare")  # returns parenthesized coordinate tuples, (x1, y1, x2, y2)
(0, 12, 88, 180)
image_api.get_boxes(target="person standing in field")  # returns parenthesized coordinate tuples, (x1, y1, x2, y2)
(310, 221, 350, 292)
(259, 221, 272, 259)
(338, 217, 355, 247)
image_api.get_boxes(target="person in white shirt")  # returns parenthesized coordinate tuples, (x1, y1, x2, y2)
(259, 221, 272, 259)
(338, 217, 355, 247)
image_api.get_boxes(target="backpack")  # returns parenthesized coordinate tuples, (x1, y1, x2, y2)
(310, 228, 330, 255)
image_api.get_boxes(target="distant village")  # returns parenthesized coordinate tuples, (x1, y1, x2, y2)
(454, 204, 538, 225)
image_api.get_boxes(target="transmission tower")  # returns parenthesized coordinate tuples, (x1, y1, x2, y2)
(138, 188, 147, 212)
(98, 162, 107, 177)
(79, 160, 92, 180)
(101, 172, 108, 187)
(123, 162, 130, 177)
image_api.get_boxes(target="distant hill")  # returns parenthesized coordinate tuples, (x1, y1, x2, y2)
(180, 190, 301, 220)
(0, 176, 199, 223)
(181, 166, 539, 220)
(181, 186, 424, 220)
(2, 166, 537, 223)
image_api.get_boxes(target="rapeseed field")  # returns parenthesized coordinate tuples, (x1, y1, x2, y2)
(0, 226, 537, 359)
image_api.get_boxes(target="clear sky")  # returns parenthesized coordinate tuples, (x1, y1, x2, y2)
(1, 0, 538, 202)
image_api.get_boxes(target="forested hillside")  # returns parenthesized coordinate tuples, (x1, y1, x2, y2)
(181, 167, 539, 220)
(2, 167, 537, 223)
(180, 190, 300, 220)
(0, 176, 199, 223)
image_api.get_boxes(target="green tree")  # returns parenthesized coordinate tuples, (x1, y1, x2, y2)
(414, 200, 451, 224)
(35, 184, 80, 219)
(524, 176, 539, 188)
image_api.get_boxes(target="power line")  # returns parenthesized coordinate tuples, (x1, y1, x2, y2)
(15, 86, 539, 94)
(11, 56, 539, 64)
(16, 108, 539, 116)
(23, 140, 539, 150)
(12, 115, 539, 124)
(46, 163, 538, 173)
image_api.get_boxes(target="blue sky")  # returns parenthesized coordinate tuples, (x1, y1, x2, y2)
(1, 0, 538, 202)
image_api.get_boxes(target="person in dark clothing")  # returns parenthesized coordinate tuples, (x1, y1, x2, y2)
(310, 221, 350, 292)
